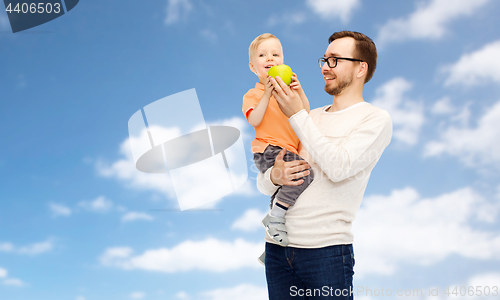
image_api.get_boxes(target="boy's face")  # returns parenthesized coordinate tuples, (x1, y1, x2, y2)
(249, 38, 284, 82)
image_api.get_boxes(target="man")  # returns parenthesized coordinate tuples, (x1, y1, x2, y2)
(257, 31, 393, 299)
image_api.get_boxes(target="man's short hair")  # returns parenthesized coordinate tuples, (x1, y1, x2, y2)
(328, 31, 377, 83)
(249, 33, 281, 62)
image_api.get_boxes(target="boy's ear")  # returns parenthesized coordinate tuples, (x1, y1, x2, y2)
(249, 61, 256, 73)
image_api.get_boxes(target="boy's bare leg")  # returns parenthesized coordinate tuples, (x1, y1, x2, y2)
(275, 200, 290, 208)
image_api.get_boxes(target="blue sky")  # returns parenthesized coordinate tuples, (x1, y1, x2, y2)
(1, 0, 500, 299)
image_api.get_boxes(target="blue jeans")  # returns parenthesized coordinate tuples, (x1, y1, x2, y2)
(265, 243, 355, 299)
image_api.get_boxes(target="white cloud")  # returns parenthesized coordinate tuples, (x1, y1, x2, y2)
(0, 240, 53, 255)
(201, 284, 268, 300)
(75, 296, 87, 300)
(78, 196, 114, 213)
(175, 291, 190, 299)
(100, 247, 133, 262)
(97, 137, 177, 200)
(377, 0, 491, 46)
(0, 243, 14, 252)
(371, 77, 424, 145)
(18, 240, 54, 255)
(121, 212, 154, 222)
(207, 118, 255, 199)
(51, 197, 129, 219)
(419, 273, 500, 300)
(231, 209, 266, 232)
(98, 116, 254, 209)
(99, 238, 263, 273)
(49, 202, 72, 217)
(424, 100, 500, 168)
(468, 273, 500, 293)
(267, 12, 307, 27)
(0, 268, 25, 287)
(166, 153, 240, 210)
(200, 29, 217, 42)
(232, 180, 259, 198)
(165, 0, 193, 25)
(352, 186, 500, 277)
(442, 40, 500, 87)
(306, 0, 360, 23)
(448, 102, 472, 128)
(431, 97, 455, 115)
(129, 291, 146, 299)
(2, 278, 25, 287)
(206, 117, 252, 146)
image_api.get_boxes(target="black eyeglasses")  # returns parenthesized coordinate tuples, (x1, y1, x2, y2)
(319, 56, 363, 68)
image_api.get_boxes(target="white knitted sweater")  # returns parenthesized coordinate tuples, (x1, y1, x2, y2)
(257, 102, 392, 248)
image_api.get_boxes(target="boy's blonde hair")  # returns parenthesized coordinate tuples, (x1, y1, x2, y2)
(248, 33, 281, 62)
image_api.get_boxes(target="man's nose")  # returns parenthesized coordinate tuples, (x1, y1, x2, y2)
(321, 62, 330, 71)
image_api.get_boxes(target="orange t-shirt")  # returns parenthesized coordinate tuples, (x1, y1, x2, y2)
(242, 82, 300, 155)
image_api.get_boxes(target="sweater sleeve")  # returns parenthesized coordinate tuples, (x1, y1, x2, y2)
(289, 109, 392, 183)
(256, 167, 280, 196)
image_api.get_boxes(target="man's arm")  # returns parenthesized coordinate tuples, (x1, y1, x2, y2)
(289, 109, 392, 183)
(256, 168, 279, 196)
(256, 148, 311, 194)
(268, 76, 392, 184)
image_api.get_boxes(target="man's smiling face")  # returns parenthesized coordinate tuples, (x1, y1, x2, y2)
(322, 37, 359, 96)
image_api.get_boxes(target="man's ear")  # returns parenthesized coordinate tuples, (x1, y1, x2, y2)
(357, 62, 368, 80)
(249, 62, 256, 74)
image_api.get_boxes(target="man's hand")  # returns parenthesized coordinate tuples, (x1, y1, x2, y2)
(270, 76, 305, 118)
(270, 148, 311, 186)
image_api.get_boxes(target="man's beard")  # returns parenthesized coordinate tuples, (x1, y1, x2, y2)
(324, 73, 353, 96)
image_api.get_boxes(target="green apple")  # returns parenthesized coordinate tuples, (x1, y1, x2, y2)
(268, 64, 293, 86)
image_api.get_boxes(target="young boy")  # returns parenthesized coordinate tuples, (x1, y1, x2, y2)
(242, 33, 313, 264)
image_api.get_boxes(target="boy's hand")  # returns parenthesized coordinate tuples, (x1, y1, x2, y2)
(288, 73, 311, 113)
(263, 76, 273, 99)
(289, 73, 303, 92)
(247, 76, 273, 127)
